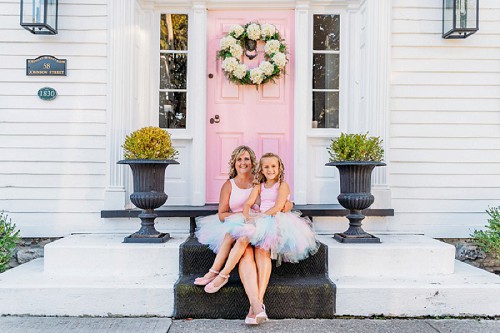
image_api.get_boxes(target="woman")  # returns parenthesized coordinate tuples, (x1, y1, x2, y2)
(195, 146, 290, 324)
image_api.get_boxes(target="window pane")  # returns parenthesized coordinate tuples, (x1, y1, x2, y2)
(312, 91, 339, 128)
(160, 14, 188, 51)
(159, 92, 187, 129)
(313, 15, 340, 51)
(313, 53, 339, 89)
(160, 53, 187, 89)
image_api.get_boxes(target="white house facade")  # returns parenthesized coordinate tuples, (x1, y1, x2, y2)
(1, 0, 499, 239)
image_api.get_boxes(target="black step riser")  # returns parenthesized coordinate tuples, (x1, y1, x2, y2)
(179, 237, 328, 276)
(175, 237, 336, 319)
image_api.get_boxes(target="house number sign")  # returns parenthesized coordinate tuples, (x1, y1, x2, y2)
(27, 55, 67, 76)
(38, 87, 57, 101)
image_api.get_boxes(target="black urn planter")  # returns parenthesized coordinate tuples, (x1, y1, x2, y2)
(325, 161, 386, 243)
(118, 159, 179, 243)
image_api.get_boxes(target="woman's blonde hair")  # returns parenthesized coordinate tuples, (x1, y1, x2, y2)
(254, 152, 285, 184)
(228, 145, 257, 179)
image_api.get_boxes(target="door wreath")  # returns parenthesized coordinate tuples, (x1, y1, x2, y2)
(217, 22, 288, 85)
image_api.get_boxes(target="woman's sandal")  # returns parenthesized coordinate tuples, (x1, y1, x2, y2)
(255, 304, 268, 324)
(204, 273, 230, 293)
(245, 303, 268, 325)
(193, 268, 219, 286)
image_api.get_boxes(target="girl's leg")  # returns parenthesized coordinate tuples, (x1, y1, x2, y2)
(238, 245, 264, 318)
(210, 236, 250, 288)
(254, 247, 272, 303)
(197, 233, 234, 280)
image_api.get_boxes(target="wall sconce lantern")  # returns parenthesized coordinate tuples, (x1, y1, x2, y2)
(20, 0, 59, 35)
(443, 0, 479, 39)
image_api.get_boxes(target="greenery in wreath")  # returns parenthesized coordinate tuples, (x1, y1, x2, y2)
(217, 22, 288, 85)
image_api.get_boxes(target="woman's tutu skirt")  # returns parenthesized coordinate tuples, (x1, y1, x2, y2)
(227, 211, 319, 264)
(195, 213, 245, 253)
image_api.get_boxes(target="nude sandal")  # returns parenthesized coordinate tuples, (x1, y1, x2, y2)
(204, 272, 230, 293)
(193, 268, 219, 286)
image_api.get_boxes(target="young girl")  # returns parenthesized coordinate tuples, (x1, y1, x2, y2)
(235, 152, 319, 265)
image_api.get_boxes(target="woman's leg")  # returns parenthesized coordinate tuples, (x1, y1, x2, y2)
(254, 247, 272, 303)
(210, 236, 250, 287)
(197, 233, 234, 280)
(238, 245, 264, 318)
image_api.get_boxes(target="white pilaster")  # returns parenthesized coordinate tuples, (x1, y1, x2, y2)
(293, 1, 311, 204)
(364, 0, 392, 208)
(104, 0, 136, 209)
(190, 3, 208, 205)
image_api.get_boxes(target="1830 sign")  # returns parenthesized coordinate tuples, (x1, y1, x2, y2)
(27, 55, 67, 76)
(38, 87, 57, 101)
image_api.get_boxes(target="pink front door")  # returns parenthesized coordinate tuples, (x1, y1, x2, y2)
(206, 10, 295, 203)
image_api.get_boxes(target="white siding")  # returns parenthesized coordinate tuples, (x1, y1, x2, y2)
(390, 0, 500, 237)
(0, 1, 108, 236)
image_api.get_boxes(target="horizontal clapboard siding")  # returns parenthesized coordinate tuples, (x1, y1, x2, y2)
(0, 0, 107, 236)
(390, 0, 500, 237)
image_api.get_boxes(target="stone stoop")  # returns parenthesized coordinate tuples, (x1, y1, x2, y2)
(317, 235, 500, 317)
(174, 237, 336, 319)
(0, 234, 187, 316)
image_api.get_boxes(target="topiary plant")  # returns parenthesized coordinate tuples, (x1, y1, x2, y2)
(471, 206, 500, 260)
(327, 132, 384, 162)
(122, 126, 178, 160)
(0, 211, 20, 273)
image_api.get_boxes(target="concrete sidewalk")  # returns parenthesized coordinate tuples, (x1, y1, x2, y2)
(0, 317, 499, 333)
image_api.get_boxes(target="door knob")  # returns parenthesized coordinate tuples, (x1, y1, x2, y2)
(208, 73, 214, 78)
(210, 115, 220, 124)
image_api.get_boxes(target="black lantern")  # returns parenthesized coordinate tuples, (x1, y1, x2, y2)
(443, 0, 479, 39)
(20, 0, 59, 35)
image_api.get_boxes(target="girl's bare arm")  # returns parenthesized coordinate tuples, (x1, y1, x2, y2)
(264, 182, 290, 216)
(243, 185, 260, 220)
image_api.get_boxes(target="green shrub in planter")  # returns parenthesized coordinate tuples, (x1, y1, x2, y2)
(471, 206, 500, 260)
(122, 126, 178, 160)
(0, 212, 19, 273)
(327, 132, 384, 162)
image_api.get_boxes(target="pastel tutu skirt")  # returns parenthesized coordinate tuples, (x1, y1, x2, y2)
(228, 211, 319, 264)
(195, 213, 245, 253)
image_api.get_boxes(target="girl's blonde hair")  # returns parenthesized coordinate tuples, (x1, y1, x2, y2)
(228, 145, 257, 179)
(254, 152, 285, 184)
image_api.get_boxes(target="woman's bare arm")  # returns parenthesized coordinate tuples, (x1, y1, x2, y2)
(217, 180, 233, 221)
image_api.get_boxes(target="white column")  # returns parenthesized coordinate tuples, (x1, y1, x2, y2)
(293, 1, 311, 205)
(365, 0, 392, 208)
(103, 0, 135, 209)
(190, 3, 208, 205)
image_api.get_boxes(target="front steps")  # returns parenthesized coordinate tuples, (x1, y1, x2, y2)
(0, 234, 185, 316)
(318, 235, 500, 316)
(174, 237, 335, 319)
(0, 233, 499, 317)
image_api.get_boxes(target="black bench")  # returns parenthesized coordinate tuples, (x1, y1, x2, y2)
(101, 204, 394, 237)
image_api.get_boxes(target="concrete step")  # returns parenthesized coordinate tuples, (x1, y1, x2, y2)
(317, 234, 456, 277)
(0, 259, 176, 316)
(333, 260, 500, 316)
(44, 234, 183, 277)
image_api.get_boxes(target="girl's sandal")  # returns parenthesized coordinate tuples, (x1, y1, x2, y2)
(204, 273, 230, 293)
(194, 268, 219, 286)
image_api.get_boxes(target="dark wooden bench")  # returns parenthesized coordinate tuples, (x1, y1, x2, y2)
(101, 204, 394, 237)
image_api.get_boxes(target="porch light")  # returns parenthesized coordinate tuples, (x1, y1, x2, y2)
(442, 0, 479, 39)
(20, 0, 59, 35)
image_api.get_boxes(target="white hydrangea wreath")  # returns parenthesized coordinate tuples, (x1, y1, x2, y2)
(217, 22, 288, 85)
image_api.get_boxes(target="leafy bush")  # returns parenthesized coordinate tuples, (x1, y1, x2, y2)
(327, 132, 384, 162)
(0, 212, 20, 273)
(122, 126, 178, 160)
(471, 206, 500, 260)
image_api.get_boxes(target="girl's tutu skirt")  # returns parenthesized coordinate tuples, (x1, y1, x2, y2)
(195, 213, 245, 253)
(228, 211, 319, 264)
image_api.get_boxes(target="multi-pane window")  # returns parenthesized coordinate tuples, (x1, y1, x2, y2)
(312, 14, 340, 129)
(159, 14, 188, 129)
